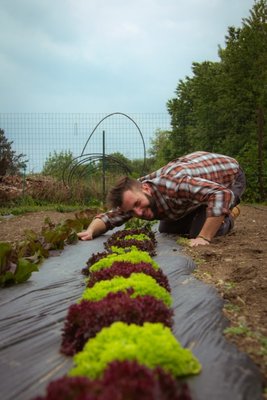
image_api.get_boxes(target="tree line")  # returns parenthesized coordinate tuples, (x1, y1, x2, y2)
(150, 0, 267, 202)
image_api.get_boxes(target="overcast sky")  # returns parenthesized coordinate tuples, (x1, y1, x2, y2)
(0, 0, 255, 114)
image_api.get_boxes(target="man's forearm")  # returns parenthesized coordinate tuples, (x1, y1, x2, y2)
(78, 218, 107, 240)
(198, 215, 225, 241)
(189, 215, 225, 247)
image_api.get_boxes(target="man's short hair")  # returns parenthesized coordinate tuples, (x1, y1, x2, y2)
(107, 176, 141, 208)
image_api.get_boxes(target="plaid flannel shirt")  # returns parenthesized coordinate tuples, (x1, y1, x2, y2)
(95, 151, 240, 230)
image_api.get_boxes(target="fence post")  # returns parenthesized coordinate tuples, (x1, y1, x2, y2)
(22, 164, 27, 199)
(102, 130, 106, 204)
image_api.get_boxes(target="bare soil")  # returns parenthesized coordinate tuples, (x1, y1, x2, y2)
(182, 204, 267, 394)
(0, 204, 266, 393)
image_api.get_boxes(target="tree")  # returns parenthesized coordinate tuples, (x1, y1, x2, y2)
(165, 0, 267, 201)
(219, 0, 267, 200)
(42, 150, 74, 180)
(168, 62, 224, 155)
(101, 152, 132, 174)
(167, 77, 195, 157)
(0, 129, 27, 176)
(148, 129, 173, 169)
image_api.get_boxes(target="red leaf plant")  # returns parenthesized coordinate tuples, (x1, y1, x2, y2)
(61, 290, 173, 356)
(87, 260, 171, 292)
(104, 228, 157, 256)
(82, 251, 112, 276)
(33, 360, 192, 400)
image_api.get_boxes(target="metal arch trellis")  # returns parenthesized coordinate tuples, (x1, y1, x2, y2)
(80, 112, 146, 165)
(63, 153, 133, 186)
(63, 112, 147, 202)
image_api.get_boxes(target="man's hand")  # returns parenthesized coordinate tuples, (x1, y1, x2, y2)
(189, 215, 225, 247)
(189, 236, 210, 247)
(77, 229, 94, 241)
(77, 218, 107, 241)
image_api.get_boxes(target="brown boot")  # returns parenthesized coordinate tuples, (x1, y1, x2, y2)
(231, 206, 240, 219)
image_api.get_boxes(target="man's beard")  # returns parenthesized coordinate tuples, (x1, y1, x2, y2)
(143, 193, 158, 219)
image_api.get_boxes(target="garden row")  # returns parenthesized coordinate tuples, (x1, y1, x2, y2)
(34, 227, 202, 400)
(0, 210, 97, 286)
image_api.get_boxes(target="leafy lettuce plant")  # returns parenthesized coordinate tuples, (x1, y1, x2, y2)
(69, 322, 201, 380)
(81, 273, 172, 306)
(87, 260, 170, 292)
(106, 238, 157, 256)
(34, 360, 192, 400)
(32, 375, 96, 400)
(125, 233, 151, 240)
(125, 217, 157, 230)
(0, 242, 39, 286)
(97, 360, 192, 400)
(83, 250, 112, 275)
(88, 249, 160, 273)
(104, 227, 157, 256)
(105, 227, 156, 244)
(0, 210, 97, 287)
(61, 290, 174, 355)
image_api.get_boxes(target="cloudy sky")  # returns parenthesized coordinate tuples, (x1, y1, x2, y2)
(0, 0, 255, 114)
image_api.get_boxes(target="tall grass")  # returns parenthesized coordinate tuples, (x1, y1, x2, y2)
(0, 171, 128, 215)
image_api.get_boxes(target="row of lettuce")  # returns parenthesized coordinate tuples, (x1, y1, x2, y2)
(34, 227, 202, 400)
(0, 210, 97, 287)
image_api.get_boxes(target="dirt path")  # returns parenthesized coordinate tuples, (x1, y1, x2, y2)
(182, 204, 267, 393)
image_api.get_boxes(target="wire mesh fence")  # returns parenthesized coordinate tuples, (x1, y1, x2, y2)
(0, 112, 171, 174)
(1, 113, 266, 203)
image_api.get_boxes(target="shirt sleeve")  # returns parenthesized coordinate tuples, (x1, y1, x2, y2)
(94, 209, 133, 230)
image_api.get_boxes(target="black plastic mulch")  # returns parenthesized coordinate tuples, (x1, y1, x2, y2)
(0, 231, 263, 400)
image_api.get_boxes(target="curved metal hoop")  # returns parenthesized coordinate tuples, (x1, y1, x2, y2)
(80, 112, 146, 168)
(62, 112, 146, 198)
(63, 153, 132, 186)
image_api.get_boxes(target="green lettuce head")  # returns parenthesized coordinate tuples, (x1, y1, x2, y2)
(69, 322, 201, 380)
